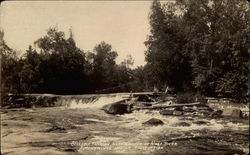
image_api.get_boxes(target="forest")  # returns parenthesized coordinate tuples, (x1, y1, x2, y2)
(1, 0, 249, 102)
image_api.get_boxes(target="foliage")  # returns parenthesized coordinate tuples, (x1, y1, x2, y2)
(20, 28, 88, 94)
(145, 0, 193, 92)
(91, 42, 118, 91)
(1, 28, 141, 95)
(145, 0, 249, 101)
(0, 30, 21, 94)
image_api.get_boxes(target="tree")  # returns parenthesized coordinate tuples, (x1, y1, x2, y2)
(145, 0, 249, 100)
(180, 0, 249, 98)
(19, 27, 88, 94)
(18, 46, 42, 92)
(121, 54, 134, 68)
(0, 30, 21, 95)
(145, 0, 192, 92)
(92, 41, 118, 91)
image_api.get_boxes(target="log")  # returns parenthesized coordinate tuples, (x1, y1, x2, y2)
(133, 102, 201, 110)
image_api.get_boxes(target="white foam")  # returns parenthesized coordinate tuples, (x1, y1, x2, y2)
(121, 109, 249, 138)
(68, 95, 125, 109)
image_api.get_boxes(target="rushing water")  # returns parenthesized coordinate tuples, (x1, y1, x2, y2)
(67, 95, 126, 109)
(33, 94, 250, 154)
(2, 94, 249, 154)
(120, 110, 249, 154)
(61, 94, 248, 137)
(78, 94, 248, 153)
(65, 94, 249, 154)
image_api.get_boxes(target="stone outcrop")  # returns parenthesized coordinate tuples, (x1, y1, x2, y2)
(193, 120, 209, 125)
(143, 118, 164, 126)
(159, 109, 174, 115)
(160, 109, 183, 116)
(173, 122, 191, 127)
(173, 110, 183, 116)
(101, 100, 132, 115)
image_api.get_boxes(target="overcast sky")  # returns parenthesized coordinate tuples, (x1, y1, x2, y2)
(0, 1, 155, 67)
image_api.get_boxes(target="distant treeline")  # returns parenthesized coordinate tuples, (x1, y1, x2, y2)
(1, 28, 150, 95)
(1, 0, 249, 102)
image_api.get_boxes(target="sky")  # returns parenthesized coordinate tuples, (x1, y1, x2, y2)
(0, 1, 154, 67)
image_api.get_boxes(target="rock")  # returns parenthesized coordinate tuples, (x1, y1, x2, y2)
(143, 118, 164, 126)
(192, 112, 198, 116)
(145, 111, 154, 114)
(222, 108, 243, 118)
(193, 120, 209, 125)
(46, 126, 67, 133)
(180, 117, 194, 121)
(174, 122, 191, 127)
(192, 106, 198, 110)
(143, 103, 153, 107)
(210, 110, 223, 117)
(173, 110, 183, 116)
(197, 106, 213, 111)
(137, 95, 154, 102)
(183, 106, 195, 112)
(174, 107, 183, 111)
(102, 100, 131, 115)
(160, 109, 174, 115)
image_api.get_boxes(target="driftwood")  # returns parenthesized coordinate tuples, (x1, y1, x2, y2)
(133, 102, 201, 110)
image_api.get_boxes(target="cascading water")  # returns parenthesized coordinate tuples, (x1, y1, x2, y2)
(3, 94, 249, 154)
(64, 94, 129, 109)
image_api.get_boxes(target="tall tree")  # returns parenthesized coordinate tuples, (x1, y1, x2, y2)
(31, 27, 88, 94)
(145, 0, 192, 92)
(92, 42, 118, 90)
(0, 30, 21, 95)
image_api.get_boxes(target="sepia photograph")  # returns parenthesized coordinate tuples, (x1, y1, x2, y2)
(0, 0, 249, 154)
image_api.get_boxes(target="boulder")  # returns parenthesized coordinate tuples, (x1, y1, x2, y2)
(192, 106, 198, 110)
(193, 120, 209, 125)
(137, 95, 154, 102)
(102, 100, 132, 115)
(174, 106, 183, 111)
(183, 106, 195, 112)
(173, 122, 191, 127)
(222, 108, 243, 118)
(210, 110, 223, 118)
(143, 118, 164, 126)
(173, 110, 183, 116)
(160, 109, 174, 115)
